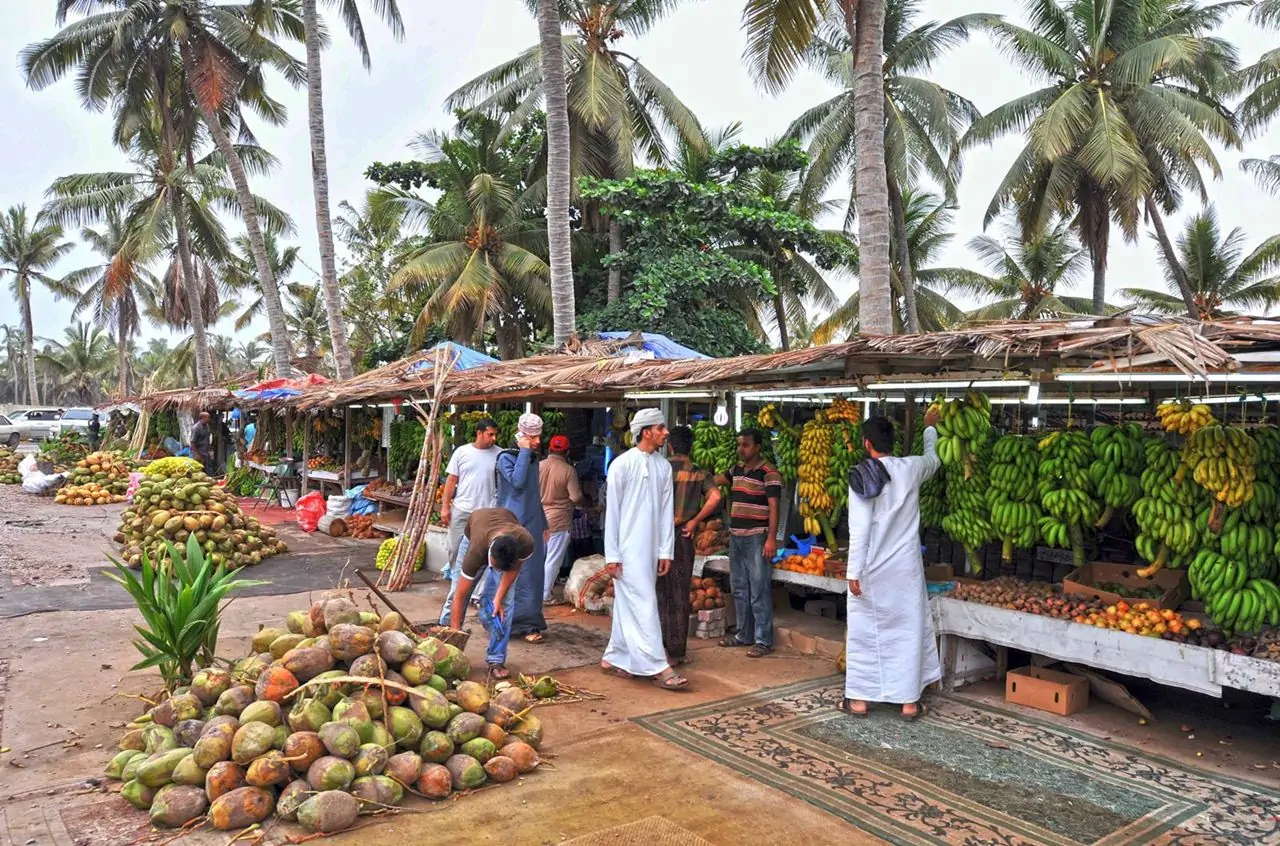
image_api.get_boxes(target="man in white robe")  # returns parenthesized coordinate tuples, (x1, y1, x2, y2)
(600, 408, 688, 690)
(843, 408, 942, 719)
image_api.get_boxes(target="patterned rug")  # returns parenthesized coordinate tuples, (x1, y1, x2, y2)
(634, 677, 1279, 845)
(562, 816, 715, 845)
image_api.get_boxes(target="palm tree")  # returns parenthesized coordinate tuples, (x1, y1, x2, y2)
(23, 0, 306, 379)
(237, 339, 268, 372)
(1243, 155, 1280, 197)
(945, 217, 1096, 322)
(335, 190, 411, 353)
(62, 211, 159, 398)
(787, 1, 984, 332)
(1, 326, 23, 403)
(538, 0, 575, 342)
(964, 0, 1240, 317)
(742, 0, 894, 334)
(280, 284, 330, 360)
(386, 127, 552, 359)
(39, 322, 114, 405)
(813, 187, 965, 340)
(451, 1, 706, 317)
(1238, 0, 1279, 139)
(0, 206, 77, 405)
(226, 232, 301, 332)
(301, 0, 403, 380)
(1118, 208, 1280, 319)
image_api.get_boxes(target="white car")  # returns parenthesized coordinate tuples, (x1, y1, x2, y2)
(8, 408, 62, 441)
(57, 407, 96, 438)
(0, 413, 19, 448)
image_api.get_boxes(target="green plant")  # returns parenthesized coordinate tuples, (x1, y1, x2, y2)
(105, 536, 268, 692)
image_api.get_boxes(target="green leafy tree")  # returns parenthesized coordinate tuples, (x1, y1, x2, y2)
(1118, 207, 1280, 319)
(965, 0, 1240, 317)
(38, 322, 114, 405)
(787, 0, 985, 331)
(581, 142, 853, 356)
(1238, 0, 1280, 138)
(945, 217, 1096, 321)
(0, 205, 77, 405)
(813, 188, 966, 340)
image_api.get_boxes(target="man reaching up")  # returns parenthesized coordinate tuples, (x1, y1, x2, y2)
(842, 408, 942, 721)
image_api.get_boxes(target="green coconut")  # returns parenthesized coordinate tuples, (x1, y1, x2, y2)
(376, 630, 415, 665)
(427, 674, 448, 693)
(332, 698, 375, 743)
(308, 670, 349, 709)
(409, 686, 452, 729)
(251, 627, 288, 654)
(445, 712, 485, 745)
(418, 731, 455, 764)
(143, 725, 177, 753)
(276, 779, 311, 822)
(352, 743, 389, 777)
(105, 749, 146, 780)
(286, 610, 309, 634)
(318, 722, 361, 759)
(120, 779, 157, 810)
(297, 790, 361, 834)
(170, 754, 209, 787)
(444, 754, 487, 790)
(306, 755, 356, 792)
(455, 681, 490, 715)
(531, 676, 559, 699)
(509, 713, 544, 750)
(136, 748, 193, 789)
(192, 723, 235, 768)
(369, 720, 396, 754)
(231, 722, 277, 765)
(287, 698, 332, 734)
(214, 685, 255, 717)
(190, 668, 233, 706)
(387, 706, 424, 750)
(238, 700, 282, 728)
(350, 774, 404, 813)
(398, 652, 436, 686)
(460, 737, 497, 764)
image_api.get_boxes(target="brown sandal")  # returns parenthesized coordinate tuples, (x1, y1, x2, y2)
(838, 698, 868, 717)
(600, 663, 632, 679)
(652, 669, 689, 691)
(746, 644, 772, 658)
(719, 635, 749, 648)
(488, 663, 511, 681)
(901, 701, 928, 722)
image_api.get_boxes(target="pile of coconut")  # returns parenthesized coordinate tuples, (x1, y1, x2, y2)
(104, 597, 543, 835)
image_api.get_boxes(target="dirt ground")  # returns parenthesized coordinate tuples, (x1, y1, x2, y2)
(0, 491, 1277, 846)
(0, 485, 124, 586)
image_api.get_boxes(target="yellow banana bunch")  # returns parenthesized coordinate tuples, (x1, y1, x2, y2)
(827, 397, 861, 425)
(757, 403, 782, 430)
(1156, 400, 1214, 435)
(797, 417, 836, 520)
(1183, 425, 1258, 518)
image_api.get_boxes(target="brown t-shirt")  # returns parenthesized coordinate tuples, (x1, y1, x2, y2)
(461, 507, 535, 579)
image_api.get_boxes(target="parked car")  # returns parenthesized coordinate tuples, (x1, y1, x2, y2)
(8, 408, 62, 441)
(57, 407, 96, 438)
(0, 413, 19, 448)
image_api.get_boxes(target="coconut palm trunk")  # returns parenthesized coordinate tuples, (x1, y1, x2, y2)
(302, 0, 354, 378)
(887, 172, 920, 332)
(772, 293, 791, 351)
(117, 309, 130, 397)
(20, 289, 38, 405)
(182, 46, 293, 378)
(537, 0, 577, 344)
(852, 0, 893, 335)
(607, 218, 622, 304)
(1145, 196, 1200, 319)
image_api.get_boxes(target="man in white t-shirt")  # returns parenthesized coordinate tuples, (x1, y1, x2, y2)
(438, 418, 500, 624)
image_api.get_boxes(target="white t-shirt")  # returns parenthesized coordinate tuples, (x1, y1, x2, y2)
(445, 444, 500, 513)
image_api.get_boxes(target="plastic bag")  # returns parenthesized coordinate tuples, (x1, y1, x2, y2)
(22, 471, 65, 495)
(18, 454, 37, 478)
(295, 491, 326, 532)
(326, 495, 353, 518)
(565, 555, 612, 613)
(125, 471, 144, 502)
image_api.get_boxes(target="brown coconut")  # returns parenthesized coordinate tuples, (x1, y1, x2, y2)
(231, 722, 277, 765)
(398, 652, 436, 686)
(190, 668, 233, 706)
(328, 623, 376, 662)
(238, 700, 281, 727)
(245, 750, 292, 787)
(297, 790, 360, 834)
(415, 763, 453, 799)
(376, 630, 415, 665)
(503, 741, 541, 774)
(148, 784, 208, 828)
(306, 755, 356, 792)
(385, 751, 423, 786)
(282, 646, 335, 681)
(253, 666, 299, 703)
(483, 756, 519, 784)
(322, 597, 362, 630)
(282, 731, 326, 773)
(214, 685, 255, 717)
(193, 723, 235, 768)
(208, 786, 274, 831)
(204, 761, 247, 801)
(455, 681, 490, 715)
(276, 779, 311, 822)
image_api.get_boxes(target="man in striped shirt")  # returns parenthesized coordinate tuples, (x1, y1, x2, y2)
(715, 429, 782, 657)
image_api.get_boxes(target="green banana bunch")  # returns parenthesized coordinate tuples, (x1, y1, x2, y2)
(943, 429, 994, 573)
(913, 425, 946, 529)
(1132, 439, 1205, 575)
(932, 391, 992, 480)
(1088, 423, 1145, 527)
(1037, 429, 1097, 567)
(774, 427, 800, 482)
(825, 421, 863, 513)
(988, 435, 1042, 562)
(692, 421, 737, 474)
(1190, 546, 1280, 634)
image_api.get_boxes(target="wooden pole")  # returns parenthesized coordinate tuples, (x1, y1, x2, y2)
(301, 414, 310, 495)
(343, 405, 353, 489)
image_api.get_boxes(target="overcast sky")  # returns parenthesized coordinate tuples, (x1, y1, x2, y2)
(2, 0, 1278, 348)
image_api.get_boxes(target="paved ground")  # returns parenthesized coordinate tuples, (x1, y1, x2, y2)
(0, 489, 1277, 845)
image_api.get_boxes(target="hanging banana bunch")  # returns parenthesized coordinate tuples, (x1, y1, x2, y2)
(1156, 400, 1215, 435)
(827, 397, 861, 425)
(1037, 428, 1098, 568)
(691, 420, 736, 474)
(941, 426, 994, 574)
(741, 413, 777, 466)
(797, 412, 836, 543)
(932, 390, 992, 480)
(1133, 438, 1204, 576)
(825, 421, 863, 517)
(987, 434, 1042, 564)
(1182, 424, 1259, 531)
(913, 424, 946, 529)
(1088, 423, 1146, 528)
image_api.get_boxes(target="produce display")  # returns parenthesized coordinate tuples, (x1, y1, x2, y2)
(1155, 400, 1214, 436)
(375, 537, 424, 571)
(689, 577, 725, 610)
(365, 479, 413, 500)
(987, 435, 1041, 563)
(344, 514, 380, 539)
(690, 420, 736, 475)
(691, 519, 729, 556)
(759, 404, 801, 483)
(103, 597, 544, 833)
(1037, 428, 1098, 566)
(0, 446, 21, 484)
(1089, 424, 1145, 528)
(56, 450, 133, 505)
(308, 456, 342, 473)
(114, 460, 286, 568)
(913, 425, 945, 529)
(796, 412, 840, 545)
(777, 547, 831, 576)
(938, 394, 994, 571)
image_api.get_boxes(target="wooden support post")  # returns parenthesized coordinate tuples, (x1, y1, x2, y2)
(301, 413, 310, 495)
(285, 409, 294, 460)
(343, 406, 353, 489)
(996, 645, 1008, 682)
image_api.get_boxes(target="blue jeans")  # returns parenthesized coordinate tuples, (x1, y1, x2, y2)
(729, 532, 773, 648)
(510, 530, 547, 637)
(438, 537, 478, 626)
(477, 566, 515, 666)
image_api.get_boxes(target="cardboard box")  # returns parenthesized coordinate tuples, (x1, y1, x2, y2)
(1005, 666, 1089, 716)
(924, 564, 955, 582)
(1063, 562, 1189, 611)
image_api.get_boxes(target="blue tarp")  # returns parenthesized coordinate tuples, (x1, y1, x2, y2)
(596, 332, 709, 360)
(231, 387, 302, 401)
(410, 341, 500, 372)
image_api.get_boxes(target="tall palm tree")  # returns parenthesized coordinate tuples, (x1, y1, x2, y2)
(538, 0, 575, 343)
(280, 284, 330, 360)
(301, 0, 403, 379)
(1118, 207, 1280, 319)
(226, 232, 302, 332)
(0, 206, 77, 405)
(946, 217, 1096, 322)
(1238, 0, 1279, 139)
(964, 0, 1240, 317)
(23, 0, 306, 379)
(386, 128, 552, 359)
(742, 0, 894, 334)
(62, 211, 159, 398)
(813, 187, 965, 340)
(38, 322, 114, 405)
(451, 1, 705, 316)
(787, 1, 984, 332)
(237, 339, 268, 372)
(1, 326, 24, 404)
(334, 190, 411, 352)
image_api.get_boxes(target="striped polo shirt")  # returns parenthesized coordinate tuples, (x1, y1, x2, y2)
(721, 461, 782, 536)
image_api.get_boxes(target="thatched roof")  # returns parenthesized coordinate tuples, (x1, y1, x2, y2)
(130, 318, 1280, 413)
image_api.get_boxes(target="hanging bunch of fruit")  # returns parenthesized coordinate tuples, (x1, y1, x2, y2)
(912, 425, 946, 528)
(797, 412, 837, 546)
(455, 410, 489, 444)
(825, 417, 863, 516)
(540, 410, 567, 440)
(1183, 425, 1258, 530)
(1189, 547, 1280, 635)
(495, 409, 522, 447)
(932, 391, 992, 479)
(1133, 439, 1204, 576)
(740, 413, 776, 466)
(1037, 429, 1098, 567)
(987, 435, 1042, 564)
(1156, 400, 1214, 435)
(691, 420, 736, 474)
(826, 398, 861, 426)
(1088, 423, 1146, 528)
(1209, 508, 1275, 580)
